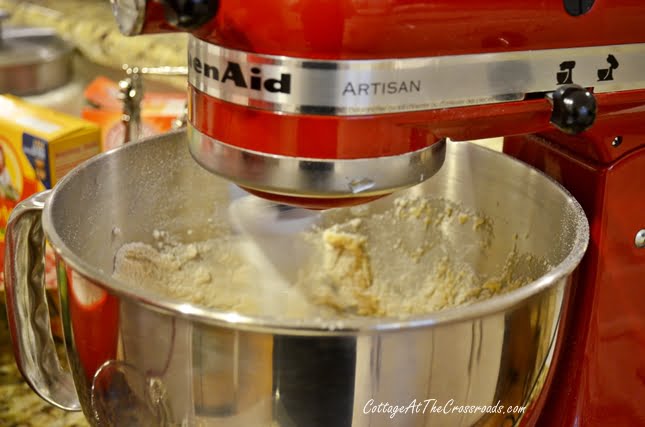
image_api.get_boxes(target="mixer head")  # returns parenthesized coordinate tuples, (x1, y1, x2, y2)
(111, 0, 645, 208)
(110, 0, 446, 208)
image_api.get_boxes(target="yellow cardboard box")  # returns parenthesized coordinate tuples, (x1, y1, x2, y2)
(0, 95, 101, 282)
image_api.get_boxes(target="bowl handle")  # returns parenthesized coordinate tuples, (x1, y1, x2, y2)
(4, 190, 81, 411)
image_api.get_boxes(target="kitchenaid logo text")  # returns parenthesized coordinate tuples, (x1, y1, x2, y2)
(189, 54, 291, 94)
(363, 399, 526, 419)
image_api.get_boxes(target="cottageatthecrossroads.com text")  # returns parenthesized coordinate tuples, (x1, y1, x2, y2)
(363, 399, 527, 419)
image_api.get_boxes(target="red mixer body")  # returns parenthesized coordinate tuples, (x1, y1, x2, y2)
(131, 0, 645, 424)
(505, 127, 645, 426)
(181, 0, 645, 158)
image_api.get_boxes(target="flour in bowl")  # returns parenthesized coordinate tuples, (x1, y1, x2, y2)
(113, 196, 548, 319)
(113, 234, 324, 319)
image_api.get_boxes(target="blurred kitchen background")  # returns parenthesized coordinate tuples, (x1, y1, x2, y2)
(0, 0, 187, 98)
(0, 1, 186, 425)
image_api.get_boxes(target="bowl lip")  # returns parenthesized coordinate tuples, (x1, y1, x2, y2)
(42, 131, 590, 336)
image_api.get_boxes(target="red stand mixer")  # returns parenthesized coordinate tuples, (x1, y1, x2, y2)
(110, 0, 645, 425)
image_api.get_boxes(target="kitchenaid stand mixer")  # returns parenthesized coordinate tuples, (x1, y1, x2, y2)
(106, 1, 645, 425)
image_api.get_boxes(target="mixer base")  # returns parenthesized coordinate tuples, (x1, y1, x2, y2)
(505, 133, 645, 426)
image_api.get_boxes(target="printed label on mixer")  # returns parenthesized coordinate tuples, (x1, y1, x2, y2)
(556, 61, 576, 85)
(189, 55, 292, 94)
(597, 54, 619, 82)
(188, 36, 645, 116)
(341, 81, 422, 96)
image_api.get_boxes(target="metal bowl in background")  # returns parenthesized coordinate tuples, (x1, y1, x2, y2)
(4, 131, 588, 427)
(0, 11, 74, 96)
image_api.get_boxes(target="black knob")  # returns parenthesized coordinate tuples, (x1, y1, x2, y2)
(164, 0, 219, 30)
(563, 0, 595, 16)
(548, 85, 597, 134)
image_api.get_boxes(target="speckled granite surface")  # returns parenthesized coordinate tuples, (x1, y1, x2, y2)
(0, 305, 89, 426)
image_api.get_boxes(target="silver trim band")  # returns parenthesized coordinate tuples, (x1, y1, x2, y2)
(188, 35, 645, 116)
(187, 126, 446, 198)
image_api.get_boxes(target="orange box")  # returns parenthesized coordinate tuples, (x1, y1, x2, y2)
(82, 77, 186, 151)
(0, 95, 101, 289)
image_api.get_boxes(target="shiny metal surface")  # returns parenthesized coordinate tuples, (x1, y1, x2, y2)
(110, 0, 146, 36)
(6, 131, 588, 426)
(118, 68, 143, 144)
(635, 229, 645, 248)
(189, 35, 645, 116)
(138, 65, 189, 76)
(0, 16, 74, 96)
(118, 65, 189, 143)
(188, 125, 446, 198)
(119, 65, 189, 143)
(3, 190, 80, 411)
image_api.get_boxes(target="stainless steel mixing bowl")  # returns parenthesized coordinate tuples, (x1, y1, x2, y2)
(4, 131, 588, 427)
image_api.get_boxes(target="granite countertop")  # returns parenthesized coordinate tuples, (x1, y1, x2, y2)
(0, 305, 89, 426)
